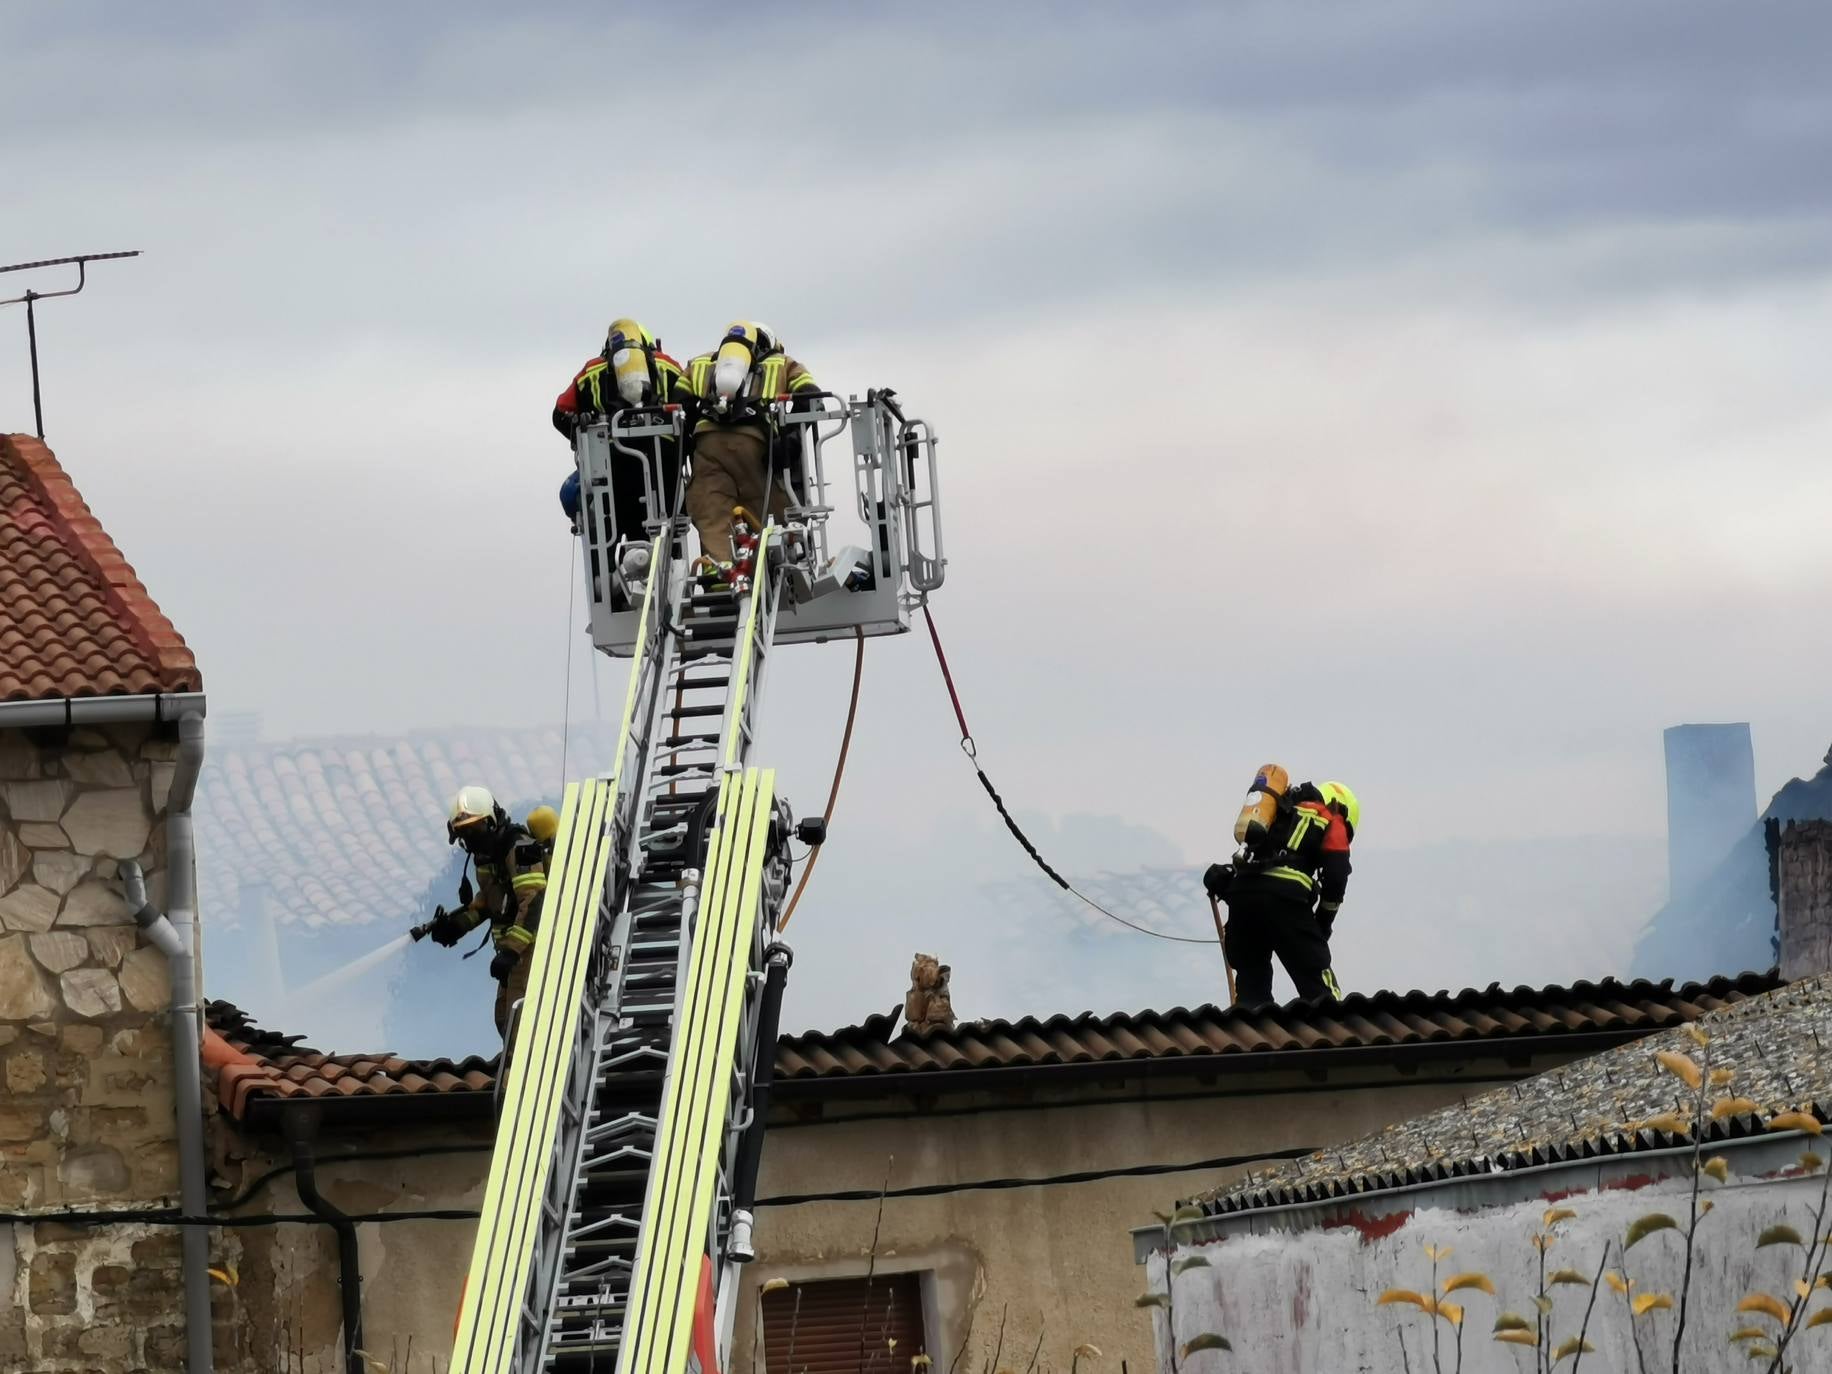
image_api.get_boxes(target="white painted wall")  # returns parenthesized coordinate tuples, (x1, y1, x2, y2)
(1147, 1163, 1832, 1373)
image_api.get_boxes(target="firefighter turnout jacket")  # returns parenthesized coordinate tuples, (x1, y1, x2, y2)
(1231, 783, 1353, 917)
(553, 349, 693, 442)
(447, 825, 550, 961)
(684, 349, 820, 441)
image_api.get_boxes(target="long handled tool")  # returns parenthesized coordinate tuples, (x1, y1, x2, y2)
(1208, 894, 1236, 1005)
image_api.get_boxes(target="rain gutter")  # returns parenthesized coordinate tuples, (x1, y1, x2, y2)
(0, 690, 207, 728)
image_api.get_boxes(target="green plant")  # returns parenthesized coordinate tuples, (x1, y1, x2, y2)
(1138, 1206, 1231, 1369)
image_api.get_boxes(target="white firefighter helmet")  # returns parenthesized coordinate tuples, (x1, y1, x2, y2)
(447, 784, 499, 837)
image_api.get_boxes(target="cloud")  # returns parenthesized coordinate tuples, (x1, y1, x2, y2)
(6, 2, 1831, 1030)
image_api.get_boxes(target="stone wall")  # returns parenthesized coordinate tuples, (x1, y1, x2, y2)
(0, 721, 194, 1369)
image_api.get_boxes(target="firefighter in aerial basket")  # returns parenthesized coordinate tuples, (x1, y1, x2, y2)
(682, 320, 822, 586)
(1203, 765, 1358, 1007)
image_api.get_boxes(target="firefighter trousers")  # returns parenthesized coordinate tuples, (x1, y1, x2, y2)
(1223, 887, 1341, 1006)
(685, 429, 789, 565)
(493, 951, 533, 1072)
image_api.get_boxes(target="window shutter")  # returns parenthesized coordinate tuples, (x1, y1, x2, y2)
(761, 1272, 927, 1374)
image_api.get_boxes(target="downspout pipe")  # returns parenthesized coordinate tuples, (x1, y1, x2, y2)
(728, 941, 793, 1263)
(283, 1104, 365, 1374)
(120, 708, 212, 1374)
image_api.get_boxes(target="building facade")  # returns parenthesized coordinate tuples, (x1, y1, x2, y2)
(201, 975, 1776, 1372)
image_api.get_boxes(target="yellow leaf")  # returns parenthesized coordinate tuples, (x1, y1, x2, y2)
(206, 1265, 239, 1288)
(1535, 1296, 1556, 1314)
(1549, 1268, 1591, 1286)
(1635, 1112, 1692, 1135)
(1377, 1289, 1432, 1311)
(1770, 1111, 1824, 1136)
(1818, 1275, 1832, 1292)
(1802, 1152, 1826, 1173)
(1604, 1271, 1631, 1295)
(1072, 1346, 1102, 1360)
(1728, 1328, 1769, 1343)
(1632, 1293, 1673, 1316)
(1684, 1024, 1709, 1047)
(912, 1357, 935, 1370)
(1625, 1213, 1681, 1250)
(1444, 1273, 1497, 1296)
(1702, 1156, 1730, 1183)
(1710, 1067, 1736, 1086)
(1435, 1301, 1464, 1327)
(1712, 1097, 1761, 1121)
(761, 1278, 790, 1294)
(1542, 1206, 1576, 1227)
(1744, 1343, 1779, 1362)
(1170, 1203, 1205, 1225)
(1797, 1280, 1813, 1300)
(1423, 1243, 1453, 1261)
(1656, 1050, 1703, 1090)
(1494, 1330, 1540, 1347)
(1807, 1309, 1832, 1330)
(1530, 1232, 1555, 1253)
(1493, 1312, 1533, 1333)
(1701, 1199, 1715, 1214)
(1737, 1293, 1790, 1323)
(1758, 1225, 1805, 1249)
(888, 1338, 899, 1351)
(1552, 1336, 1595, 1362)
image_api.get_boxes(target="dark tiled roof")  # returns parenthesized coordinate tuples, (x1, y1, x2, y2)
(1198, 971, 1826, 1218)
(203, 973, 1780, 1126)
(773, 973, 1783, 1083)
(0, 433, 201, 702)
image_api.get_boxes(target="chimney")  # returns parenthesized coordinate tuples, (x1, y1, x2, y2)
(1777, 820, 1832, 980)
(1664, 723, 1756, 899)
(903, 952, 956, 1032)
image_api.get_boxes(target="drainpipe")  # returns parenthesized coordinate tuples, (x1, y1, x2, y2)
(120, 708, 212, 1374)
(729, 940, 793, 1261)
(283, 1105, 365, 1374)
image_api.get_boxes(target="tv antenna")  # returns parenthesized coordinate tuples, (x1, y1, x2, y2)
(1, 251, 141, 440)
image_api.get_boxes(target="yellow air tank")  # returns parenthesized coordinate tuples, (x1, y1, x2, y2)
(1233, 763, 1290, 847)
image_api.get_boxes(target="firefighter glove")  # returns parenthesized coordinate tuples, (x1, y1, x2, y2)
(489, 947, 520, 982)
(427, 906, 467, 948)
(1317, 901, 1340, 941)
(1202, 863, 1235, 899)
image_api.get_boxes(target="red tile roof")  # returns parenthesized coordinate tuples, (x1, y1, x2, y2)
(0, 433, 200, 702)
(205, 1001, 495, 1123)
(203, 972, 1781, 1126)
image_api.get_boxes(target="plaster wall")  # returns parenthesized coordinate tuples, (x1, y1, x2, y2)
(1151, 1156, 1830, 1373)
(731, 1056, 1569, 1374)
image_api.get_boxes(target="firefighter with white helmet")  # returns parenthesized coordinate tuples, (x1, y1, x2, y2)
(422, 784, 550, 1049)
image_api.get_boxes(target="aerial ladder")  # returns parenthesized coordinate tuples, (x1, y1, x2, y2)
(451, 390, 944, 1374)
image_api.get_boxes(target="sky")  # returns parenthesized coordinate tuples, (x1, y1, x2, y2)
(6, 2, 1832, 1044)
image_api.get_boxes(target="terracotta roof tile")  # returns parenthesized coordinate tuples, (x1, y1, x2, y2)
(202, 972, 1783, 1126)
(0, 434, 200, 701)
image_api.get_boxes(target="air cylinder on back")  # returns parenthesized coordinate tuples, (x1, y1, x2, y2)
(1233, 763, 1290, 847)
